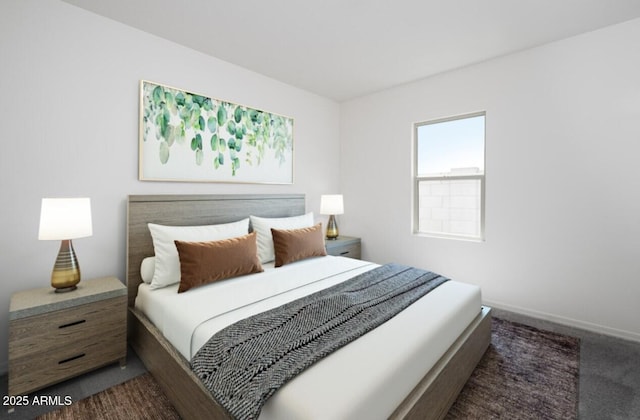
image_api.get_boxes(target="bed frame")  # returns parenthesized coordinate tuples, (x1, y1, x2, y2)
(126, 194, 491, 419)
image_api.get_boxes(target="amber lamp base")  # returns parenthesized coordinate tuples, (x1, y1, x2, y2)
(326, 215, 339, 240)
(51, 239, 80, 293)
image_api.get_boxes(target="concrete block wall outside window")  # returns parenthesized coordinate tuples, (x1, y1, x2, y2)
(418, 179, 481, 238)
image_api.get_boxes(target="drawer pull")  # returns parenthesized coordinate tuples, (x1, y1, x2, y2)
(340, 251, 350, 255)
(58, 320, 86, 329)
(58, 353, 85, 365)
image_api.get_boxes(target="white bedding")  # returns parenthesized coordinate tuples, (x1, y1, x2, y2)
(135, 255, 482, 419)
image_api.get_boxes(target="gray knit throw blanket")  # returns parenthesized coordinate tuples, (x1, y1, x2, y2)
(191, 263, 449, 420)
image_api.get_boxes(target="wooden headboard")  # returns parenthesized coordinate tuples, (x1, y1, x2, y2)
(126, 194, 306, 308)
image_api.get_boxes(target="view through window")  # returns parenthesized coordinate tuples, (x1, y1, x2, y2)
(414, 112, 485, 240)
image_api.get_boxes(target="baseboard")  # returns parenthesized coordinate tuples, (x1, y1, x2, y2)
(484, 299, 640, 344)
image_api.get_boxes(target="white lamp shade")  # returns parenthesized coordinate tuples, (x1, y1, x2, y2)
(320, 194, 344, 215)
(39, 198, 93, 240)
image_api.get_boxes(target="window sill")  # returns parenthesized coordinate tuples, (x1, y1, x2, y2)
(413, 231, 484, 243)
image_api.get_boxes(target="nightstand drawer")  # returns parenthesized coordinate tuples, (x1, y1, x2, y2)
(9, 296, 126, 358)
(327, 242, 361, 259)
(325, 236, 362, 259)
(8, 328, 126, 395)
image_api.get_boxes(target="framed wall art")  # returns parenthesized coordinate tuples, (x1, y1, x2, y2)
(139, 80, 294, 184)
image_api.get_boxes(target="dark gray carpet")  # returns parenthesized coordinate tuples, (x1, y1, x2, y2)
(577, 332, 640, 419)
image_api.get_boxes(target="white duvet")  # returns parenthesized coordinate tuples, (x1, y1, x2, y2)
(135, 256, 482, 419)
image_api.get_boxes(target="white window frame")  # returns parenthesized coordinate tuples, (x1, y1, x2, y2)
(413, 112, 486, 241)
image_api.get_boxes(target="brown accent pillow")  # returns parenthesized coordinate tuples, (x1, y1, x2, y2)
(271, 223, 327, 267)
(174, 232, 263, 293)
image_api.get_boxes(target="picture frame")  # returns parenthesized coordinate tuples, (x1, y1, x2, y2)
(139, 80, 294, 184)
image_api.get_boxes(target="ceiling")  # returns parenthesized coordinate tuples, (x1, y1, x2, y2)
(63, 0, 640, 102)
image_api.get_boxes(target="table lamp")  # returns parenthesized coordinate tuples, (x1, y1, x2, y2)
(320, 194, 344, 240)
(38, 198, 93, 292)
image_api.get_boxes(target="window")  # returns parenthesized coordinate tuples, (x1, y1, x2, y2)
(414, 112, 485, 240)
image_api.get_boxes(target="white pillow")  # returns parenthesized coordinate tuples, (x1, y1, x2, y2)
(140, 256, 155, 284)
(147, 218, 250, 289)
(250, 213, 314, 263)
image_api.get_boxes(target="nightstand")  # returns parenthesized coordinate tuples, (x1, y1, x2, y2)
(325, 236, 361, 259)
(8, 276, 127, 396)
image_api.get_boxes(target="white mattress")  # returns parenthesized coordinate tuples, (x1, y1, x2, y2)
(135, 256, 482, 419)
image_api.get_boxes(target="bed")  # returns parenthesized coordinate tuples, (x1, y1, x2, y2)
(126, 194, 491, 419)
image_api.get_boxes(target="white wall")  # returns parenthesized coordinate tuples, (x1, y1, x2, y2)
(0, 0, 340, 373)
(341, 18, 640, 341)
